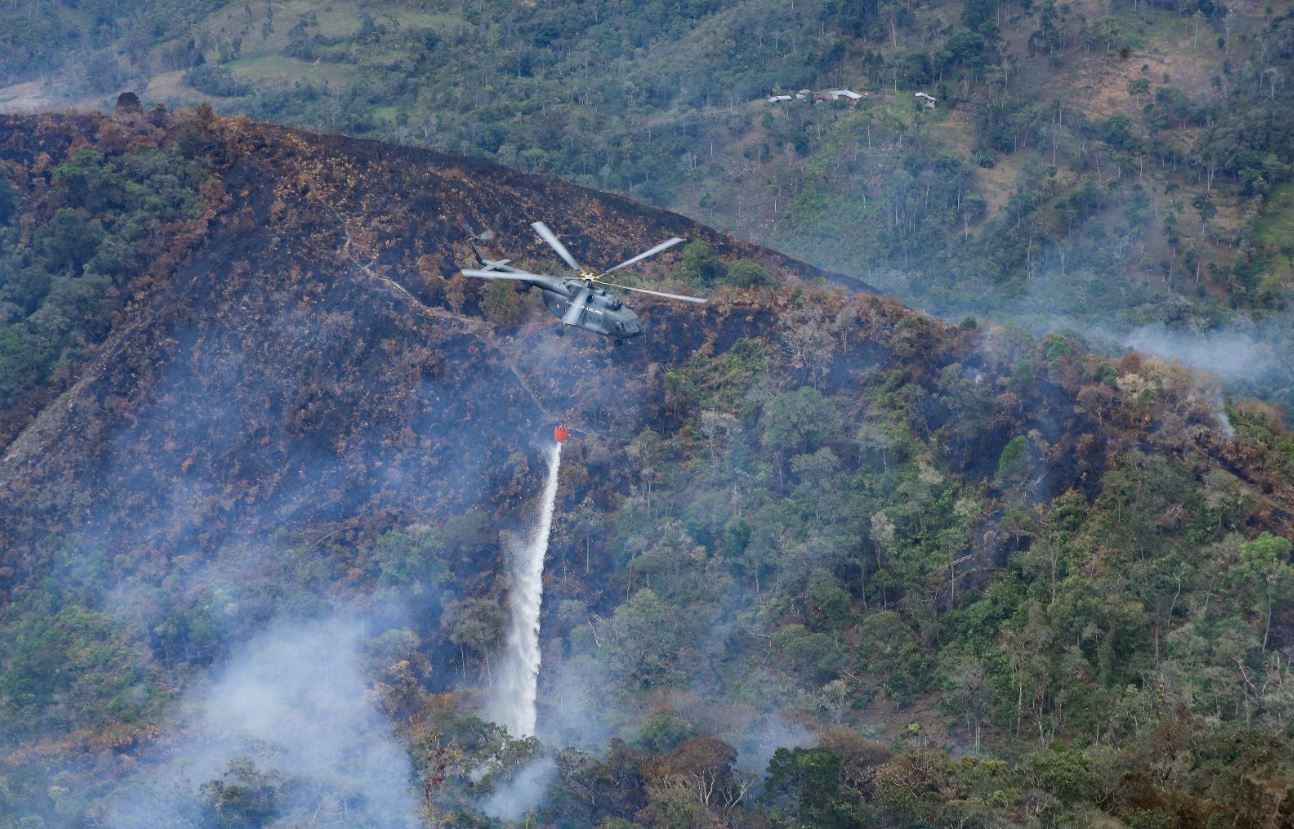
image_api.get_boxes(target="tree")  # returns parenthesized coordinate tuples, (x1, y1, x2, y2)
(943, 654, 989, 752)
(200, 757, 283, 829)
(762, 387, 837, 458)
(1024, 745, 1098, 805)
(0, 603, 156, 735)
(676, 240, 726, 286)
(1075, 383, 1117, 427)
(604, 589, 685, 688)
(642, 737, 751, 825)
(0, 177, 14, 226)
(764, 746, 867, 828)
(371, 526, 447, 590)
(725, 259, 774, 287)
(34, 209, 103, 274)
(996, 435, 1030, 481)
(446, 598, 507, 682)
(1193, 192, 1217, 236)
(772, 623, 848, 684)
(1029, 2, 1064, 54)
(1230, 532, 1294, 652)
(780, 304, 838, 387)
(637, 713, 698, 753)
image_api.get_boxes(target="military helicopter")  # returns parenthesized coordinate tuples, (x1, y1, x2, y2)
(460, 222, 706, 341)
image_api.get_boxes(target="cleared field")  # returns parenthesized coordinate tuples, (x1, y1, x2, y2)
(226, 55, 355, 87)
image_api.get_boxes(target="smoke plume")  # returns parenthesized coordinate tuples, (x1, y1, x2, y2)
(105, 616, 420, 829)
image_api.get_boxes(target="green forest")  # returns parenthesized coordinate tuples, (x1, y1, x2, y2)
(0, 146, 206, 417)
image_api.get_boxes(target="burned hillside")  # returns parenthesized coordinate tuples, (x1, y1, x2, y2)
(0, 110, 1292, 827)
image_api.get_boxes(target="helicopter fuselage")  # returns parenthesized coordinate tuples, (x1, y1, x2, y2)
(463, 222, 702, 340)
(536, 281, 643, 339)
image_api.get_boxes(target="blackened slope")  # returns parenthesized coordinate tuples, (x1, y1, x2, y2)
(0, 112, 873, 600)
(1, 111, 1286, 620)
(266, 123, 876, 293)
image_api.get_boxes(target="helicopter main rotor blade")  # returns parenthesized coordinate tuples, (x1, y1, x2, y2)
(591, 278, 707, 304)
(531, 221, 583, 273)
(460, 269, 566, 291)
(562, 285, 592, 325)
(599, 236, 686, 277)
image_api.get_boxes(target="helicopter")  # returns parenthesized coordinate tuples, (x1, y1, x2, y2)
(460, 222, 706, 341)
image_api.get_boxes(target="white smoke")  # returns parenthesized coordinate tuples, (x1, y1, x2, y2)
(1121, 321, 1287, 384)
(735, 713, 816, 774)
(105, 616, 420, 829)
(490, 441, 562, 738)
(983, 311, 1294, 422)
(481, 756, 557, 821)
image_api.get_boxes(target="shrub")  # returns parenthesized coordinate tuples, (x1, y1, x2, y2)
(184, 64, 251, 97)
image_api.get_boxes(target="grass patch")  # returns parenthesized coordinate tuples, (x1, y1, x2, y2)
(311, 6, 365, 39)
(226, 56, 354, 87)
(360, 47, 418, 67)
(1254, 184, 1294, 249)
(383, 10, 459, 29)
(371, 104, 400, 125)
(1252, 183, 1294, 295)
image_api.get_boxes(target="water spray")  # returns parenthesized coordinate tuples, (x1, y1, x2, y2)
(491, 426, 567, 737)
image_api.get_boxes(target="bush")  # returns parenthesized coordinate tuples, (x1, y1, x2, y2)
(481, 280, 525, 327)
(677, 240, 725, 286)
(184, 64, 251, 97)
(200, 758, 283, 829)
(637, 713, 697, 753)
(996, 435, 1029, 480)
(772, 623, 847, 683)
(725, 258, 775, 288)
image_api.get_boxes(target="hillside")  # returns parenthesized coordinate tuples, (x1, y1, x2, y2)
(1, 110, 1293, 827)
(4, 0, 1292, 411)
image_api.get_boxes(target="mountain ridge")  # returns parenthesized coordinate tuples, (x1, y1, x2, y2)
(0, 107, 880, 590)
(2, 107, 1294, 827)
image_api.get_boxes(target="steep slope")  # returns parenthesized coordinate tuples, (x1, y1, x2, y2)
(0, 109, 866, 666)
(1, 111, 1293, 827)
(6, 0, 1291, 409)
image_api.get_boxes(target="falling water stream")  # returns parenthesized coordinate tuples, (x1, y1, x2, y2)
(493, 441, 562, 738)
